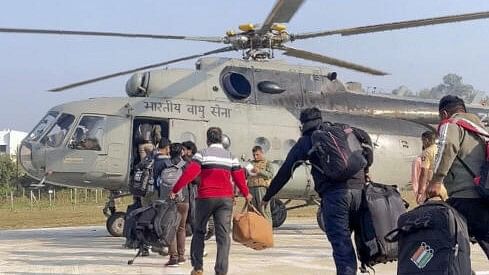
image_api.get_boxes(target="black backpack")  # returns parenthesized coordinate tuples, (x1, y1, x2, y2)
(123, 200, 142, 249)
(385, 201, 471, 275)
(127, 199, 181, 265)
(308, 122, 368, 181)
(129, 158, 154, 197)
(355, 182, 407, 273)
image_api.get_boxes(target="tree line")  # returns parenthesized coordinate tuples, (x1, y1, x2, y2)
(391, 73, 487, 104)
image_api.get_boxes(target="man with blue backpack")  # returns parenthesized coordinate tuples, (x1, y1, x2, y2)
(427, 95, 489, 259)
(262, 107, 373, 275)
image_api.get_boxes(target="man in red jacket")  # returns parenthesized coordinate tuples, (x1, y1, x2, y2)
(170, 127, 251, 275)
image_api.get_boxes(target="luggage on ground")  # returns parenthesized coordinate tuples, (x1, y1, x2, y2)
(127, 199, 181, 265)
(232, 202, 273, 250)
(308, 122, 367, 181)
(129, 158, 154, 197)
(123, 200, 142, 249)
(355, 182, 407, 272)
(385, 200, 471, 274)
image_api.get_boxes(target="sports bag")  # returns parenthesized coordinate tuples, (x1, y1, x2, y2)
(127, 199, 180, 265)
(355, 182, 407, 272)
(232, 202, 273, 250)
(158, 159, 186, 201)
(129, 158, 154, 197)
(123, 200, 142, 249)
(308, 122, 367, 181)
(440, 117, 489, 201)
(385, 200, 471, 275)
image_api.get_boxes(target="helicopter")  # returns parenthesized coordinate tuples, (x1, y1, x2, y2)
(5, 0, 489, 236)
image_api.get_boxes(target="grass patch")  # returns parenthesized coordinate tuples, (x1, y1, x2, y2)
(0, 194, 132, 230)
(0, 189, 417, 230)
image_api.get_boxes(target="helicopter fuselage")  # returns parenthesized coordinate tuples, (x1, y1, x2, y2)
(19, 57, 489, 199)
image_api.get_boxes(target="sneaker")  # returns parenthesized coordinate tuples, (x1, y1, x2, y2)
(164, 258, 179, 267)
(190, 269, 204, 275)
(178, 256, 186, 265)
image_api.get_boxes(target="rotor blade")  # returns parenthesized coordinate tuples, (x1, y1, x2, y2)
(293, 11, 489, 40)
(49, 46, 235, 92)
(258, 0, 304, 33)
(0, 27, 224, 43)
(280, 46, 388, 76)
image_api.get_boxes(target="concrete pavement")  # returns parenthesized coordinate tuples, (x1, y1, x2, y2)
(0, 218, 487, 274)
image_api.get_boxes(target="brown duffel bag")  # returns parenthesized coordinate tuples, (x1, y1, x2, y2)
(232, 202, 273, 250)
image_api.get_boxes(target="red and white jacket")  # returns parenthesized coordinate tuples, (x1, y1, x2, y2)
(172, 143, 249, 199)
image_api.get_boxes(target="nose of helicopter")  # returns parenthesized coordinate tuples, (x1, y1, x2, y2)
(19, 141, 46, 180)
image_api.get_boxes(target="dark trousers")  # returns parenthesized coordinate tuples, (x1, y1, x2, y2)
(169, 202, 189, 259)
(191, 198, 233, 275)
(321, 188, 363, 275)
(447, 197, 489, 259)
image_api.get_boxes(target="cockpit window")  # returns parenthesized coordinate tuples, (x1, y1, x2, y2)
(41, 113, 75, 147)
(69, 115, 106, 151)
(27, 111, 59, 141)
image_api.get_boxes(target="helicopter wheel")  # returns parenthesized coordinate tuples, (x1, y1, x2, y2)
(316, 207, 326, 232)
(106, 211, 126, 237)
(270, 198, 287, 228)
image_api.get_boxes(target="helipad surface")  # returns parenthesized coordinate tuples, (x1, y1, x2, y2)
(0, 218, 487, 274)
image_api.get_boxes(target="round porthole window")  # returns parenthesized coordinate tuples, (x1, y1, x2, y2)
(222, 134, 231, 150)
(180, 132, 196, 143)
(221, 72, 251, 99)
(254, 137, 271, 152)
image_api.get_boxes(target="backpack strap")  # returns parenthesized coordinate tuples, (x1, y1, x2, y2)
(441, 118, 489, 138)
(175, 160, 186, 169)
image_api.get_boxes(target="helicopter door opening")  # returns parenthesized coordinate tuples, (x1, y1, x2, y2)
(131, 118, 169, 167)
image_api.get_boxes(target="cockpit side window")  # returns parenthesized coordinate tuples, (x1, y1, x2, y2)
(41, 113, 75, 147)
(27, 111, 59, 141)
(69, 115, 106, 151)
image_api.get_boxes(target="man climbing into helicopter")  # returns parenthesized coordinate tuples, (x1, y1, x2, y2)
(262, 107, 373, 275)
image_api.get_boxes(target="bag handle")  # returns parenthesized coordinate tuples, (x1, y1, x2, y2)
(241, 201, 266, 218)
(384, 216, 431, 243)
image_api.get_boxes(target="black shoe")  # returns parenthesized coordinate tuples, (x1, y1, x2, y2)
(141, 248, 150, 257)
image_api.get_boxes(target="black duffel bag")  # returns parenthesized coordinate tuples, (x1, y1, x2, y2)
(127, 199, 181, 265)
(385, 200, 471, 275)
(355, 182, 407, 273)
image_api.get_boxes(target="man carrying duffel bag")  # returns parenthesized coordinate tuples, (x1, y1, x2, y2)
(426, 95, 489, 259)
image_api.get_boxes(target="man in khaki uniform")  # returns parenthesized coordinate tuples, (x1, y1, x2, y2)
(427, 95, 489, 259)
(416, 131, 447, 204)
(247, 145, 274, 223)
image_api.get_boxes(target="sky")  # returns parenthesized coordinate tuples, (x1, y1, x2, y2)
(2, 0, 489, 131)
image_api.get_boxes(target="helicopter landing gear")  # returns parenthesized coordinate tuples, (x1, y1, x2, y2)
(103, 191, 131, 237)
(270, 197, 323, 230)
(270, 198, 288, 228)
